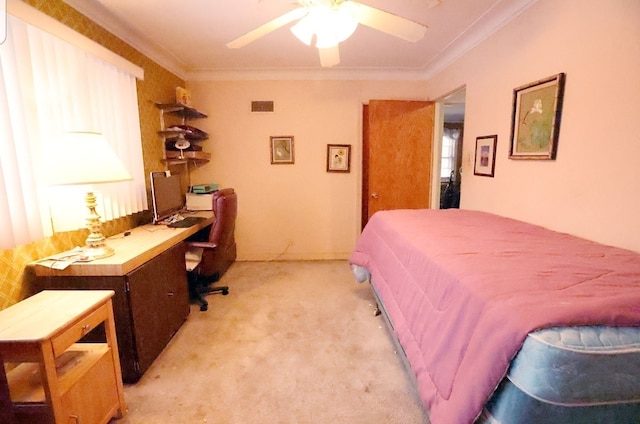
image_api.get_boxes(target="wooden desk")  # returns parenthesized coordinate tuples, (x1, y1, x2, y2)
(29, 212, 213, 383)
(0, 290, 126, 424)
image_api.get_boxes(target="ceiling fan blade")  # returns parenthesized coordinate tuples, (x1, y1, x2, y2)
(354, 2, 427, 43)
(318, 45, 340, 67)
(226, 7, 308, 49)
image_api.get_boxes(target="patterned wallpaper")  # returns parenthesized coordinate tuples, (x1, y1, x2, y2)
(0, 0, 185, 309)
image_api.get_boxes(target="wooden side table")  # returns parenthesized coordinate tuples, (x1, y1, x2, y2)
(0, 290, 127, 424)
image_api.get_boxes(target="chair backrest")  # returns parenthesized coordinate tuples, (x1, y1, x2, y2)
(209, 188, 237, 246)
(194, 188, 237, 278)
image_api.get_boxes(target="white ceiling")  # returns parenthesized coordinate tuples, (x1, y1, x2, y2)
(62, 0, 538, 80)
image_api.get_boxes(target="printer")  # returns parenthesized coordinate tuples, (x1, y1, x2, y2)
(186, 184, 218, 211)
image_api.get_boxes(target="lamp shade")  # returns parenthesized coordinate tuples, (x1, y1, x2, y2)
(44, 131, 132, 186)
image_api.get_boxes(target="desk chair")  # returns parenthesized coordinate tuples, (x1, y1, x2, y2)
(185, 188, 237, 311)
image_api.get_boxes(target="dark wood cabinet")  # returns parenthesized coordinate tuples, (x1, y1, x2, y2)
(31, 243, 190, 383)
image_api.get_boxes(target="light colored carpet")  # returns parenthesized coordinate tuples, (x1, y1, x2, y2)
(112, 260, 429, 423)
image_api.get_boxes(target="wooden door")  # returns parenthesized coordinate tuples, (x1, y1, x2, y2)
(362, 100, 435, 228)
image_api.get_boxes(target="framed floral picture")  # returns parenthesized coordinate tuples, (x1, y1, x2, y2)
(270, 136, 294, 164)
(509, 73, 566, 160)
(474, 135, 497, 177)
(326, 144, 351, 173)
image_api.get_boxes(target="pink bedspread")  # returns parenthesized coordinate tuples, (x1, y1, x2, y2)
(349, 209, 640, 424)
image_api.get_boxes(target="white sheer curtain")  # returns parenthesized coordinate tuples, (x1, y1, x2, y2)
(0, 14, 146, 249)
(0, 15, 48, 247)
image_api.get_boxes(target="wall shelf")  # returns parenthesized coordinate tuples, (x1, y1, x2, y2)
(156, 102, 209, 167)
(156, 103, 207, 120)
(163, 150, 211, 166)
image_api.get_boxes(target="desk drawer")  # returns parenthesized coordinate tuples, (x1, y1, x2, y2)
(52, 303, 109, 357)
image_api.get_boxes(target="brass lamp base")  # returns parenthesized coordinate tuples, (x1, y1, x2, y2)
(82, 244, 115, 259)
(84, 191, 115, 259)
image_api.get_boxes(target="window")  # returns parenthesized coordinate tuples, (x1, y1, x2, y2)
(441, 127, 461, 180)
(0, 11, 146, 248)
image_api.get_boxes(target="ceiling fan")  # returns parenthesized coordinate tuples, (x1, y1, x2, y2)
(226, 0, 428, 67)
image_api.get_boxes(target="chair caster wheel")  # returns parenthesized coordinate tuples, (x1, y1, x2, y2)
(200, 303, 208, 312)
(222, 289, 229, 295)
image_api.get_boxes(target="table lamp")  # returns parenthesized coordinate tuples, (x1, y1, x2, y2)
(45, 131, 132, 259)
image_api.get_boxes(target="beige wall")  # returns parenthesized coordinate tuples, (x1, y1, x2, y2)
(426, 0, 640, 252)
(186, 80, 429, 260)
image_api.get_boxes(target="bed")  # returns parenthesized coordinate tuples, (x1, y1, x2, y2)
(349, 209, 640, 423)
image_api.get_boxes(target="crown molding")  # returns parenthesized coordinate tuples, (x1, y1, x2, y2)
(62, 0, 539, 82)
(62, 0, 187, 80)
(184, 67, 429, 82)
(421, 0, 540, 79)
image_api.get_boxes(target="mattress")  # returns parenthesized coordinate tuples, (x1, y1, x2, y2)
(479, 326, 640, 423)
(356, 262, 640, 423)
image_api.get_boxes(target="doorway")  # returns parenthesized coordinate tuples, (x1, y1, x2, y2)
(437, 88, 466, 209)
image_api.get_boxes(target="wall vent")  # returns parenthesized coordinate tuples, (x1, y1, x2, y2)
(251, 101, 274, 112)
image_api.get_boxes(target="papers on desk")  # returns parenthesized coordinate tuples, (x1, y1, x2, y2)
(36, 247, 94, 269)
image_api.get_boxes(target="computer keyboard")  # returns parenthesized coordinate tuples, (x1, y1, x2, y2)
(167, 216, 206, 228)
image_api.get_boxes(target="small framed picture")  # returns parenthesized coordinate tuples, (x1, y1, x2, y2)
(509, 73, 565, 160)
(176, 86, 192, 106)
(474, 135, 497, 177)
(326, 144, 351, 173)
(270, 136, 294, 164)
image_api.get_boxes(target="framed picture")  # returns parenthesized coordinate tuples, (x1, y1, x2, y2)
(474, 135, 497, 177)
(326, 144, 351, 173)
(509, 73, 565, 160)
(270, 136, 294, 164)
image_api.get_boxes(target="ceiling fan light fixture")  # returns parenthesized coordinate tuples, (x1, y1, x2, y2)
(333, 1, 359, 42)
(314, 31, 339, 49)
(290, 1, 359, 49)
(290, 15, 315, 45)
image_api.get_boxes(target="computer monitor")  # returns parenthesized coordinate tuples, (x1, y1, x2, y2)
(150, 171, 184, 223)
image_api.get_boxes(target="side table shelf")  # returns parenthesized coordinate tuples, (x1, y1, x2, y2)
(0, 290, 126, 424)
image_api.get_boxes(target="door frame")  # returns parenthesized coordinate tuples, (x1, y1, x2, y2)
(433, 86, 466, 209)
(431, 101, 445, 209)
